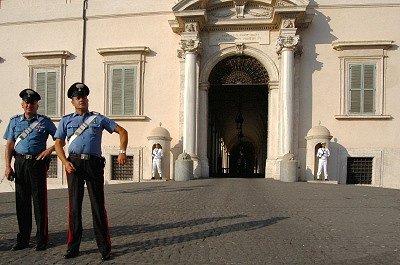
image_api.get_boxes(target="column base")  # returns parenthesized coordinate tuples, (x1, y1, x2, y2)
(199, 156, 209, 178)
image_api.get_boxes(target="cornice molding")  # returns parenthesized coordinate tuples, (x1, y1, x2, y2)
(97, 46, 150, 56)
(22, 50, 71, 59)
(332, 40, 395, 51)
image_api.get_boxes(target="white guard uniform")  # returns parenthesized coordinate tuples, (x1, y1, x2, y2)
(316, 147, 330, 180)
(152, 148, 163, 178)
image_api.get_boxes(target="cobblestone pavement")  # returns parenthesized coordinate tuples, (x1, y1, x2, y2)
(1, 178, 400, 264)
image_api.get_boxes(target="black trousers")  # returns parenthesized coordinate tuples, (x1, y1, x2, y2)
(66, 155, 111, 254)
(14, 157, 48, 245)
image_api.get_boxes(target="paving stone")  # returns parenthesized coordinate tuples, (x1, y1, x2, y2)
(0, 179, 400, 264)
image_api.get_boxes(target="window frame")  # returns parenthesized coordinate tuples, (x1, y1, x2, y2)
(97, 46, 150, 120)
(332, 41, 393, 120)
(22, 50, 70, 119)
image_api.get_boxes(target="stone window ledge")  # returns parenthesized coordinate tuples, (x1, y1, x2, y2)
(334, 115, 392, 120)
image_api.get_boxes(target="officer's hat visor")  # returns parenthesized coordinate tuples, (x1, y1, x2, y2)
(68, 83, 90, 98)
(19, 89, 41, 103)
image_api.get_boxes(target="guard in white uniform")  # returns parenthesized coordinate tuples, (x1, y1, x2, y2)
(152, 143, 163, 179)
(316, 142, 330, 180)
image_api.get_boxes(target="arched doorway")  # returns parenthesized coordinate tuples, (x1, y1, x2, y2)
(208, 55, 269, 178)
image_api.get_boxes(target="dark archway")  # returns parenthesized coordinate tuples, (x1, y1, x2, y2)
(208, 55, 269, 178)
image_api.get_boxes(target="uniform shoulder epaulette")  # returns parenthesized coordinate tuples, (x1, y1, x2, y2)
(38, 114, 51, 120)
(10, 114, 21, 120)
(91, 111, 101, 115)
(62, 113, 73, 118)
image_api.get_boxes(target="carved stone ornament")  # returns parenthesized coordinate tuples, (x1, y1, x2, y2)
(282, 19, 295, 29)
(180, 39, 201, 53)
(246, 5, 273, 18)
(276, 35, 300, 54)
(184, 22, 198, 33)
(276, 0, 295, 7)
(235, 42, 245, 55)
(233, 0, 247, 18)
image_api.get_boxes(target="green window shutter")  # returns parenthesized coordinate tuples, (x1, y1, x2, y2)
(47, 72, 57, 116)
(349, 64, 362, 113)
(124, 67, 136, 115)
(349, 64, 375, 114)
(112, 68, 123, 115)
(363, 64, 375, 113)
(36, 72, 47, 114)
(111, 66, 137, 116)
(35, 70, 58, 116)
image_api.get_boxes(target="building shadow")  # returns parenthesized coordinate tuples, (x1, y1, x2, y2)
(298, 0, 338, 149)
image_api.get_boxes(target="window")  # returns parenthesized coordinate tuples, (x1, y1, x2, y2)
(109, 65, 137, 116)
(22, 50, 70, 118)
(47, 154, 58, 178)
(34, 69, 59, 116)
(349, 63, 375, 114)
(98, 46, 150, 119)
(346, 157, 373, 185)
(111, 155, 134, 180)
(332, 40, 393, 119)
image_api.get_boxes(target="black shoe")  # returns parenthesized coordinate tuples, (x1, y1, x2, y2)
(64, 249, 79, 259)
(151, 177, 155, 180)
(101, 251, 111, 261)
(11, 242, 29, 251)
(34, 243, 47, 251)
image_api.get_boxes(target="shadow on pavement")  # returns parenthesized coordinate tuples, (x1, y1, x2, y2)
(111, 216, 288, 258)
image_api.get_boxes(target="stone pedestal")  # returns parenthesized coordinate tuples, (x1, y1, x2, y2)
(280, 153, 298, 182)
(175, 152, 193, 181)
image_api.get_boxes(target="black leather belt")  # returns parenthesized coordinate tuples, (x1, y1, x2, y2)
(69, 153, 98, 160)
(14, 153, 35, 159)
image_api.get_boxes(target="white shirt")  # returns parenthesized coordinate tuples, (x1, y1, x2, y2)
(317, 147, 330, 160)
(152, 148, 163, 160)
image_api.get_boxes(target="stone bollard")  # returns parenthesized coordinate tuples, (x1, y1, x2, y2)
(280, 153, 298, 182)
(175, 152, 193, 181)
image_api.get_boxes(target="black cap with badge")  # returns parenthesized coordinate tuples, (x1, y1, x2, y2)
(67, 82, 90, 99)
(19, 88, 41, 103)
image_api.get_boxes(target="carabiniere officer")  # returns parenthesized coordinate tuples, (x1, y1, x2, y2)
(54, 82, 128, 261)
(3, 88, 57, 251)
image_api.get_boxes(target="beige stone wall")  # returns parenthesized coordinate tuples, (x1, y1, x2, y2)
(298, 2, 400, 187)
(1, 1, 400, 189)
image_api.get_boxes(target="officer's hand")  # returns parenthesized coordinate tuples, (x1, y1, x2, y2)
(36, 149, 51, 160)
(5, 167, 14, 181)
(65, 161, 76, 174)
(117, 153, 127, 166)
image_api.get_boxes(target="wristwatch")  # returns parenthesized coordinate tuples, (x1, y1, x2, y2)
(119, 150, 126, 154)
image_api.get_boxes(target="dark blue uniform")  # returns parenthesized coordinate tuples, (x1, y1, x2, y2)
(54, 111, 117, 256)
(3, 114, 56, 247)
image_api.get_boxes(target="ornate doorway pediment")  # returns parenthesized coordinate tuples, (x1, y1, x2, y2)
(169, 0, 312, 33)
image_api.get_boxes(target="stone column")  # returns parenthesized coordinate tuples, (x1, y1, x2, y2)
(198, 82, 209, 178)
(182, 49, 197, 156)
(277, 33, 299, 155)
(179, 22, 202, 178)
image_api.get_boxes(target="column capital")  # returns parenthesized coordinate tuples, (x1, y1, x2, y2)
(199, 82, 210, 91)
(276, 35, 300, 54)
(180, 38, 202, 53)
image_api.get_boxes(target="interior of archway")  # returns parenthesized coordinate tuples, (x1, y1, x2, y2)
(208, 55, 269, 178)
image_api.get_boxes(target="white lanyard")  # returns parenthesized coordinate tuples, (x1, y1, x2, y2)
(68, 114, 97, 145)
(15, 117, 44, 147)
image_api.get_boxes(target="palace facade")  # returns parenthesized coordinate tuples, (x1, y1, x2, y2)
(1, 0, 400, 190)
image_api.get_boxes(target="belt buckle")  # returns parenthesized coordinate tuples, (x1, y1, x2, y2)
(80, 154, 90, 160)
(25, 154, 33, 159)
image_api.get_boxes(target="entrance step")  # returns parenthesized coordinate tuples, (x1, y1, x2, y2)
(308, 180, 338, 185)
